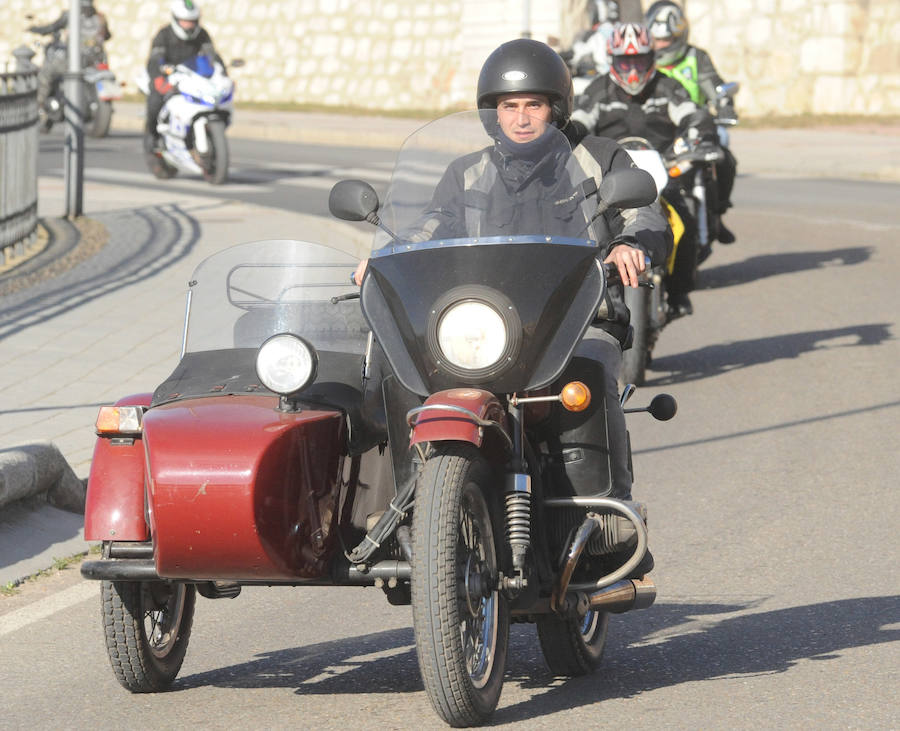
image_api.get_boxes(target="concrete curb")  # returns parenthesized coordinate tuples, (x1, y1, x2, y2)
(0, 444, 87, 515)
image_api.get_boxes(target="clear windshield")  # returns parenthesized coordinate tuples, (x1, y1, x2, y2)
(184, 239, 367, 355)
(373, 110, 599, 251)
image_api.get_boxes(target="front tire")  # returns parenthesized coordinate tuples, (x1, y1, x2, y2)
(622, 283, 650, 386)
(412, 444, 509, 727)
(101, 580, 196, 692)
(88, 99, 113, 138)
(202, 119, 229, 185)
(536, 609, 609, 676)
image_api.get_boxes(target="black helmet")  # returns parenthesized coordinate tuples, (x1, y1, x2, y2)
(476, 39, 574, 127)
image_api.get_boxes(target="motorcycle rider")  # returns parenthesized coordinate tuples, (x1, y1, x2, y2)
(563, 0, 620, 78)
(356, 39, 671, 577)
(144, 0, 223, 156)
(645, 0, 738, 244)
(28, 0, 111, 111)
(568, 22, 716, 317)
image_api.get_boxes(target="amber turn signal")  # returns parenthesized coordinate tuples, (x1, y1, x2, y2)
(96, 406, 143, 435)
(560, 381, 591, 412)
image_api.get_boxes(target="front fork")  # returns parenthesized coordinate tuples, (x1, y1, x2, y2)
(502, 402, 531, 593)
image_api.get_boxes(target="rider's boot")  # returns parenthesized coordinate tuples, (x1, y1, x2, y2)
(667, 291, 693, 320)
(717, 218, 736, 244)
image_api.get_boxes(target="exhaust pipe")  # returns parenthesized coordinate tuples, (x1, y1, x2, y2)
(588, 577, 656, 613)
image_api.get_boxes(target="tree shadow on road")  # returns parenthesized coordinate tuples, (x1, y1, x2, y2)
(645, 322, 893, 386)
(697, 246, 873, 290)
(173, 594, 898, 724)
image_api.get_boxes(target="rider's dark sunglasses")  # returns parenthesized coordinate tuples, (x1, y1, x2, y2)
(613, 55, 653, 75)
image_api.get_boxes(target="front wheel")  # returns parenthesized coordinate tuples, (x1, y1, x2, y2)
(412, 444, 509, 727)
(202, 119, 229, 185)
(621, 283, 650, 386)
(101, 580, 196, 692)
(536, 609, 609, 676)
(87, 99, 113, 138)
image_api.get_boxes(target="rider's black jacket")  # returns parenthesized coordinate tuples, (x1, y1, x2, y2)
(406, 128, 671, 342)
(146, 25, 222, 78)
(568, 72, 714, 153)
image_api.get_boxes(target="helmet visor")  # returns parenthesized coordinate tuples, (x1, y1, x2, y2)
(612, 54, 654, 76)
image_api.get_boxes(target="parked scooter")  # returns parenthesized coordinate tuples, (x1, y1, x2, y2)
(27, 28, 122, 138)
(80, 111, 676, 727)
(136, 55, 239, 184)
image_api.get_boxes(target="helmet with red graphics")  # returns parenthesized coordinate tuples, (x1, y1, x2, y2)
(607, 22, 655, 96)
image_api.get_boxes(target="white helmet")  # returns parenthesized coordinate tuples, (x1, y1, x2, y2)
(170, 0, 201, 40)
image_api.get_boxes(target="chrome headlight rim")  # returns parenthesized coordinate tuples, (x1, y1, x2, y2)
(426, 286, 522, 380)
(255, 333, 318, 396)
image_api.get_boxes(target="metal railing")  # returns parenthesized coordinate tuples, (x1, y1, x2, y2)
(0, 50, 40, 265)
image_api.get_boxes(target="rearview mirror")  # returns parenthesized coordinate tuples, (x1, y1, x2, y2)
(598, 168, 658, 210)
(329, 179, 380, 222)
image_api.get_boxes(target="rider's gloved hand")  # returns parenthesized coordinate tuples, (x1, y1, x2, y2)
(604, 243, 646, 289)
(153, 75, 174, 94)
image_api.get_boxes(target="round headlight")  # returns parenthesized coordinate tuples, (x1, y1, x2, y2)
(437, 300, 508, 371)
(256, 334, 317, 395)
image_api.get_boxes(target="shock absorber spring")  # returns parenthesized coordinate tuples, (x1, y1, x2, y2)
(505, 473, 532, 570)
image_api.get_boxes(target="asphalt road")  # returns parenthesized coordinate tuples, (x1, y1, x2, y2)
(1, 130, 898, 728)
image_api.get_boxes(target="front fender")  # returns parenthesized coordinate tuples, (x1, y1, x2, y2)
(410, 388, 507, 448)
(83, 393, 152, 542)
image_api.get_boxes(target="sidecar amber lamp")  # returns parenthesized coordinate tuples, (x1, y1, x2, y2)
(256, 333, 318, 396)
(560, 381, 591, 412)
(96, 406, 143, 435)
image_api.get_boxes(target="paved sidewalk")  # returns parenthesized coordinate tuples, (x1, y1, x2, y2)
(1, 103, 899, 586)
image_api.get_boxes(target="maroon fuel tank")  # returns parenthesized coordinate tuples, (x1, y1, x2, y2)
(142, 395, 346, 581)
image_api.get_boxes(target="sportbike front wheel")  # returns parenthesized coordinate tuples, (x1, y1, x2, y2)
(412, 444, 509, 727)
(101, 579, 195, 692)
(202, 119, 229, 185)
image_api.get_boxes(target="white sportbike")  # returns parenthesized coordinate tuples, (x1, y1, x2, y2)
(138, 55, 235, 185)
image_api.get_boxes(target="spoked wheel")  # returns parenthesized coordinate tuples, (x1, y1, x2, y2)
(537, 607, 609, 676)
(412, 444, 509, 727)
(201, 119, 229, 185)
(101, 579, 196, 692)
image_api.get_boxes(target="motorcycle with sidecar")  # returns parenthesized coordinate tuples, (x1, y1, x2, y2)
(81, 111, 676, 726)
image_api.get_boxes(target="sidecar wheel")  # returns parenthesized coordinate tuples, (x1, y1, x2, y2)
(101, 580, 196, 692)
(412, 444, 509, 727)
(536, 608, 609, 676)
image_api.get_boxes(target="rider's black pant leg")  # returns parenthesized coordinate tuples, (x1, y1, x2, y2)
(540, 335, 632, 501)
(715, 146, 737, 213)
(664, 185, 698, 297)
(145, 89, 164, 136)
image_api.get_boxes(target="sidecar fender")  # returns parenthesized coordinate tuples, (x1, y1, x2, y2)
(83, 393, 152, 542)
(410, 389, 507, 448)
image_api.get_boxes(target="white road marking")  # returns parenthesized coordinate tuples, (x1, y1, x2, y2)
(0, 581, 98, 638)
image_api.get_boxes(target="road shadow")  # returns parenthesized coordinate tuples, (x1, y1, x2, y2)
(0, 201, 205, 342)
(177, 626, 421, 693)
(645, 322, 893, 386)
(497, 595, 899, 723)
(698, 246, 873, 290)
(174, 594, 898, 724)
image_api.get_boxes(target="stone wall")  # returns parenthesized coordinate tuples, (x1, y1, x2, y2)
(684, 0, 900, 116)
(1, 0, 898, 117)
